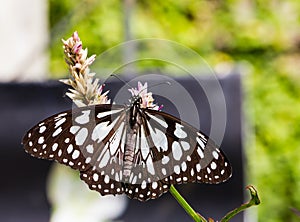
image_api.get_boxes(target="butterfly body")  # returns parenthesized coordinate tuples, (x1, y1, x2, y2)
(23, 95, 232, 201)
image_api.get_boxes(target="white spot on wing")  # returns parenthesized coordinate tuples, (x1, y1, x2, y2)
(72, 150, 80, 159)
(196, 163, 201, 172)
(52, 127, 62, 137)
(86, 144, 94, 154)
(211, 161, 217, 170)
(115, 173, 120, 182)
(172, 141, 182, 161)
(174, 165, 180, 174)
(92, 117, 120, 142)
(174, 123, 187, 138)
(52, 143, 58, 151)
(140, 126, 149, 160)
(190, 168, 194, 176)
(147, 122, 168, 152)
(180, 141, 190, 151)
(93, 173, 99, 181)
(75, 128, 88, 146)
(197, 132, 207, 140)
(75, 110, 91, 124)
(141, 180, 147, 189)
(152, 182, 158, 189)
(70, 126, 80, 134)
(109, 122, 124, 155)
(187, 155, 191, 161)
(104, 175, 110, 184)
(196, 137, 205, 149)
(181, 162, 187, 171)
(131, 175, 137, 184)
(85, 157, 91, 164)
(146, 158, 155, 175)
(212, 151, 219, 159)
(197, 147, 204, 158)
(57, 113, 67, 118)
(67, 144, 73, 154)
(97, 109, 122, 119)
(39, 126, 46, 133)
(98, 150, 110, 168)
(38, 136, 45, 144)
(161, 155, 169, 165)
(55, 117, 66, 128)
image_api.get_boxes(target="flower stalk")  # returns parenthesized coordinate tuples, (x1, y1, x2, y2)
(170, 185, 260, 222)
(220, 185, 260, 222)
(60, 31, 109, 107)
(169, 185, 205, 222)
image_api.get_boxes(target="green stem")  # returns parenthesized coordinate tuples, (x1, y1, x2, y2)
(169, 185, 206, 222)
(220, 185, 260, 222)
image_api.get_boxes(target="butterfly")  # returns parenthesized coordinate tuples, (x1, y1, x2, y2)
(22, 83, 232, 201)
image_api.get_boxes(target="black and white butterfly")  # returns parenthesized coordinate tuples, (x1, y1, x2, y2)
(23, 94, 232, 201)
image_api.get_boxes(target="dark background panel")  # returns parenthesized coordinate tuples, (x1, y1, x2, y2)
(0, 74, 244, 222)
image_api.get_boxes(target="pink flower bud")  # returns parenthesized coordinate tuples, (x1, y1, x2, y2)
(72, 42, 82, 54)
(72, 31, 80, 41)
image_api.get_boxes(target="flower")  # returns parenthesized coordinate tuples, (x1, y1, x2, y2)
(128, 81, 163, 110)
(60, 31, 110, 107)
(49, 32, 126, 222)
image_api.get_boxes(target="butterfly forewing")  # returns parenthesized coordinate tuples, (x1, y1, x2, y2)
(23, 102, 232, 201)
(23, 110, 91, 171)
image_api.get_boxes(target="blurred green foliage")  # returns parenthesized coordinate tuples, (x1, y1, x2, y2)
(49, 0, 300, 221)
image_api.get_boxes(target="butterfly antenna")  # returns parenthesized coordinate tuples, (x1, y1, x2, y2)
(109, 74, 133, 89)
(139, 81, 171, 95)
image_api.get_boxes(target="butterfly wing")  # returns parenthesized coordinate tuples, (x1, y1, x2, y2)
(82, 106, 232, 201)
(142, 108, 232, 184)
(23, 104, 232, 202)
(22, 104, 127, 196)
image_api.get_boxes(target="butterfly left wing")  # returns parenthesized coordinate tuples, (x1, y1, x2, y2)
(22, 104, 128, 196)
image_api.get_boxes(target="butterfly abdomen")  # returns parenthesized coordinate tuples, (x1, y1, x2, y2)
(123, 103, 142, 180)
(123, 129, 136, 179)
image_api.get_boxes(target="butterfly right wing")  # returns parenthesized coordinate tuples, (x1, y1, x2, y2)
(143, 109, 232, 185)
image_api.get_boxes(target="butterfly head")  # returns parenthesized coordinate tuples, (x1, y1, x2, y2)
(128, 81, 162, 110)
(129, 95, 143, 108)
